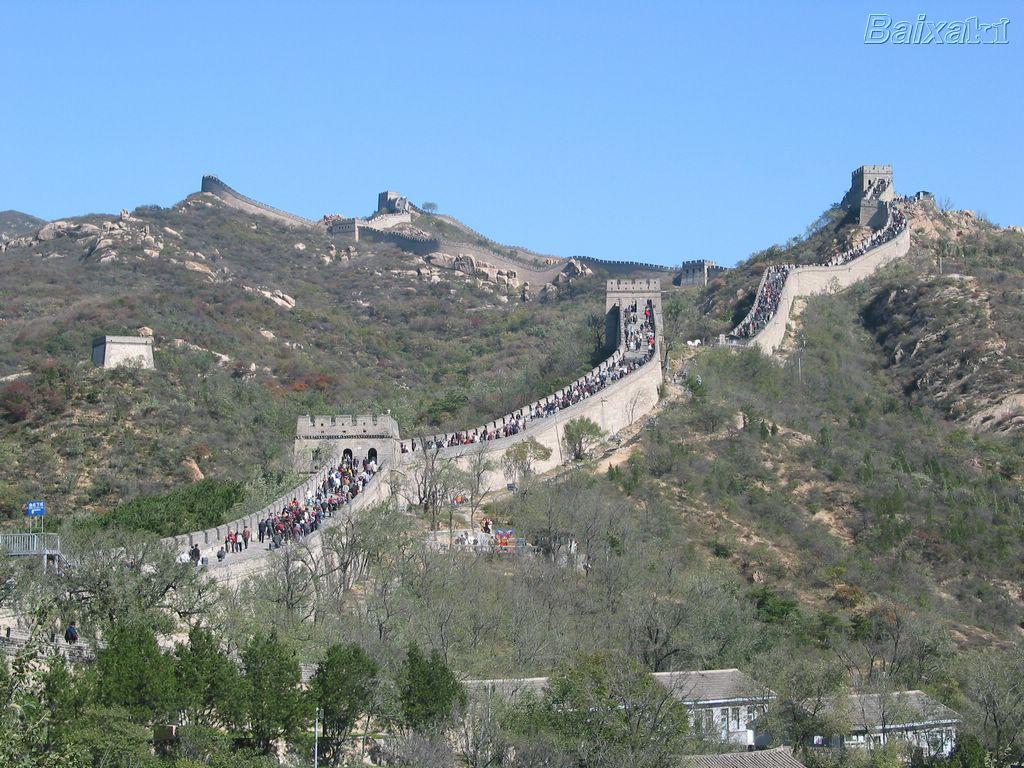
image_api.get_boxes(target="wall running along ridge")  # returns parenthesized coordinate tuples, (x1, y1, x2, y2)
(200, 175, 318, 229)
(749, 227, 911, 354)
(162, 280, 664, 577)
(741, 226, 911, 356)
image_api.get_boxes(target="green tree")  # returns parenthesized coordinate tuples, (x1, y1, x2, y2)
(398, 643, 466, 732)
(240, 632, 306, 754)
(561, 417, 605, 461)
(508, 652, 690, 768)
(175, 626, 245, 728)
(95, 621, 177, 723)
(63, 705, 156, 768)
(948, 733, 989, 768)
(311, 643, 379, 765)
(501, 437, 552, 486)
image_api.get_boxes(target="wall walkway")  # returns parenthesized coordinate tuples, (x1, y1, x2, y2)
(162, 279, 665, 577)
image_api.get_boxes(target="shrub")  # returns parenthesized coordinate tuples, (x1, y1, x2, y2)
(84, 478, 244, 537)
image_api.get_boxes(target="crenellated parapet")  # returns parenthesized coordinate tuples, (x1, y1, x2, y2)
(727, 168, 912, 356)
(200, 175, 317, 228)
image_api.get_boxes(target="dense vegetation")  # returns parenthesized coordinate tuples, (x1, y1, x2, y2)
(2, 195, 1024, 767)
(0, 195, 604, 527)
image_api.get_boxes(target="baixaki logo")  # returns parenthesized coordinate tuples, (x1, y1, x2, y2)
(865, 14, 1010, 44)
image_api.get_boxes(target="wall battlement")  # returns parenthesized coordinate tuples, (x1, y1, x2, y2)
(201, 175, 318, 229)
(843, 165, 896, 225)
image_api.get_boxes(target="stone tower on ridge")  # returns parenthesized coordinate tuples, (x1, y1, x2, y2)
(842, 164, 895, 227)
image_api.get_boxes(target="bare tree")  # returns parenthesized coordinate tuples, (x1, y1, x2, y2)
(459, 444, 496, 530)
(959, 645, 1024, 765)
(405, 440, 462, 530)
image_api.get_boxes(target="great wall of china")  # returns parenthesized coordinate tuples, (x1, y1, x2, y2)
(198, 175, 722, 287)
(114, 166, 914, 582)
(726, 165, 914, 355)
(160, 277, 665, 582)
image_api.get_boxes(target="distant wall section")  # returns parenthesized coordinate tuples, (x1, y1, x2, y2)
(201, 175, 317, 229)
(749, 227, 910, 355)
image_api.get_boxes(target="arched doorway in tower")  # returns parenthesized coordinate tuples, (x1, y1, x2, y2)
(342, 448, 353, 466)
(368, 448, 378, 466)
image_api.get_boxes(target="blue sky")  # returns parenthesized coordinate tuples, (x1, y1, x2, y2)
(2, 1, 1020, 266)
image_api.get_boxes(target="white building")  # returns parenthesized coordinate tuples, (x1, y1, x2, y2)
(755, 690, 959, 758)
(466, 667, 774, 748)
(655, 669, 774, 747)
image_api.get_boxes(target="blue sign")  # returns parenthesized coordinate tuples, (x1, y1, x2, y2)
(26, 501, 46, 517)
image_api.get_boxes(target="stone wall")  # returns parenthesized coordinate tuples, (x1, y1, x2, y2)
(427, 352, 662, 495)
(293, 414, 402, 473)
(200, 175, 318, 229)
(364, 212, 412, 230)
(581, 256, 678, 278)
(748, 227, 911, 355)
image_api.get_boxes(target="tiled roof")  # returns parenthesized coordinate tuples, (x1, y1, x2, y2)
(822, 691, 960, 731)
(465, 668, 772, 705)
(464, 676, 550, 699)
(686, 747, 805, 768)
(653, 669, 774, 705)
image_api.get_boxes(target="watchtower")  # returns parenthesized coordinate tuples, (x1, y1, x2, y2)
(842, 165, 896, 227)
(377, 191, 411, 214)
(293, 414, 402, 473)
(91, 336, 155, 370)
(605, 278, 664, 359)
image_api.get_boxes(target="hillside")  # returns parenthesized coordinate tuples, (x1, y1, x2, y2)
(0, 210, 43, 240)
(0, 191, 610, 524)
(4, 180, 1024, 768)
(861, 210, 1024, 433)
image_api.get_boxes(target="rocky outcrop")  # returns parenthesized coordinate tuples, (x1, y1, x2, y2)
(424, 251, 522, 289)
(181, 457, 205, 482)
(244, 286, 296, 310)
(171, 338, 231, 365)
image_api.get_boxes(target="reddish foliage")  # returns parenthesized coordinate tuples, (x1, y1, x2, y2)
(0, 381, 32, 423)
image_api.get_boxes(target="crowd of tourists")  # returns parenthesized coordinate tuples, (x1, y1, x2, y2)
(183, 454, 378, 566)
(400, 301, 658, 454)
(730, 264, 793, 340)
(821, 203, 907, 267)
(624, 299, 656, 354)
(863, 177, 889, 200)
(730, 203, 907, 340)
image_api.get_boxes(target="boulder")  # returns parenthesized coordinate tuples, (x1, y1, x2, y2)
(181, 457, 205, 482)
(426, 251, 456, 269)
(184, 260, 217, 280)
(37, 221, 70, 240)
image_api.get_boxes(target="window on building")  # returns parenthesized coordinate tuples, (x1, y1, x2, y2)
(731, 707, 740, 730)
(702, 709, 715, 732)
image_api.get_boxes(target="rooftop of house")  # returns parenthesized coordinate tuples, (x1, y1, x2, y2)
(465, 668, 772, 705)
(652, 668, 774, 704)
(820, 690, 960, 732)
(686, 747, 806, 768)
